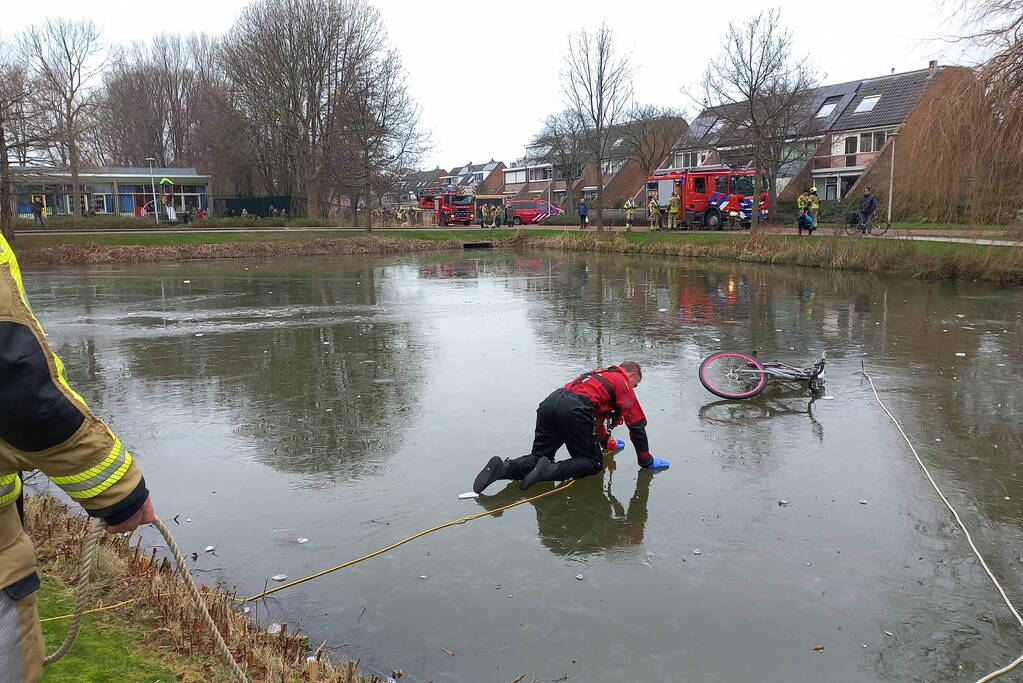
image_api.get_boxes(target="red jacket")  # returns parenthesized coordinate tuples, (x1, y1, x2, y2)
(563, 366, 651, 464)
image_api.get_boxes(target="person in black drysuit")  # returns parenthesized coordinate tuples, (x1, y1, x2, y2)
(472, 361, 669, 494)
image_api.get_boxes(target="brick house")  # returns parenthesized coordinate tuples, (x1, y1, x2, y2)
(506, 116, 685, 209)
(668, 63, 970, 202)
(381, 168, 447, 208)
(439, 160, 505, 194)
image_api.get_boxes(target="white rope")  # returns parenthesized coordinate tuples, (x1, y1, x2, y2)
(44, 516, 249, 682)
(43, 520, 103, 665)
(859, 369, 1023, 682)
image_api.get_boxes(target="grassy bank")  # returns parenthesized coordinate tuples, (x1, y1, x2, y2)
(13, 228, 1023, 284)
(14, 233, 468, 266)
(28, 493, 385, 682)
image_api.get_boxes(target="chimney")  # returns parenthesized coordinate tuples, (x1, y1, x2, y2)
(928, 60, 938, 78)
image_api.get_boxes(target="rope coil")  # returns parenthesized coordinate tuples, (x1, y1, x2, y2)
(44, 517, 249, 682)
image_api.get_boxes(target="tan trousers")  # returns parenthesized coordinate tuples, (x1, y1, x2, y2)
(0, 590, 42, 682)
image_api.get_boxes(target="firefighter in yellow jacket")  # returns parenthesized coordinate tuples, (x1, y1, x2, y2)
(0, 232, 154, 682)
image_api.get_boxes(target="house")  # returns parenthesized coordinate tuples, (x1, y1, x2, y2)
(439, 160, 505, 194)
(502, 148, 576, 206)
(668, 62, 971, 201)
(11, 166, 210, 217)
(507, 115, 686, 209)
(381, 168, 447, 207)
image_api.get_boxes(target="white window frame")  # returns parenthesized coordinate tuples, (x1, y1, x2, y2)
(854, 95, 881, 113)
(815, 97, 841, 118)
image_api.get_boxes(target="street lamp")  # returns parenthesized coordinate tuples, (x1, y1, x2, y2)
(144, 157, 159, 226)
(886, 131, 901, 227)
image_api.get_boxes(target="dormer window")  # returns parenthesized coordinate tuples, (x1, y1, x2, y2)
(854, 95, 881, 113)
(815, 95, 842, 118)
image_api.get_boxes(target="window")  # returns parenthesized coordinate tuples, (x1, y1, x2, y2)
(676, 151, 700, 168)
(731, 175, 754, 195)
(472, 173, 484, 183)
(693, 177, 707, 194)
(538, 202, 551, 212)
(856, 130, 891, 153)
(815, 96, 842, 118)
(528, 166, 552, 182)
(602, 158, 625, 175)
(505, 170, 526, 184)
(844, 136, 858, 154)
(714, 176, 727, 193)
(854, 95, 880, 113)
(708, 119, 725, 134)
(825, 177, 838, 200)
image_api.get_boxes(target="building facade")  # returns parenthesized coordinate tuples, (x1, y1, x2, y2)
(669, 63, 969, 201)
(381, 168, 447, 208)
(12, 166, 210, 218)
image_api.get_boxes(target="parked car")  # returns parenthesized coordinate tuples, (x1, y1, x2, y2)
(505, 199, 564, 225)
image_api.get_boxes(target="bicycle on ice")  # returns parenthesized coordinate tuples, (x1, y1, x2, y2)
(699, 350, 826, 399)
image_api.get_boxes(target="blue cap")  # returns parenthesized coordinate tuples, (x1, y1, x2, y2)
(615, 439, 626, 450)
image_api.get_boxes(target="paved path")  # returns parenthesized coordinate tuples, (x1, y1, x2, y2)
(885, 234, 1022, 247)
(18, 225, 1022, 246)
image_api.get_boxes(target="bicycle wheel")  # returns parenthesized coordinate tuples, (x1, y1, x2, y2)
(843, 224, 862, 236)
(869, 221, 889, 236)
(699, 352, 768, 399)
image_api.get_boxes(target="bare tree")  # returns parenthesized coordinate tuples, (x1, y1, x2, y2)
(331, 48, 425, 229)
(620, 104, 688, 177)
(0, 46, 32, 238)
(531, 109, 587, 209)
(562, 22, 633, 231)
(222, 0, 391, 218)
(697, 10, 817, 231)
(20, 18, 105, 219)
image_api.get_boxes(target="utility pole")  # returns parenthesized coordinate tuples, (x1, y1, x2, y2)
(145, 157, 160, 226)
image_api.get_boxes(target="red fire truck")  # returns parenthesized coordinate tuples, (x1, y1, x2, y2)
(645, 166, 769, 229)
(416, 189, 475, 226)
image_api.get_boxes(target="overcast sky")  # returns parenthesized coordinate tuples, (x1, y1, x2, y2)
(2, 0, 978, 171)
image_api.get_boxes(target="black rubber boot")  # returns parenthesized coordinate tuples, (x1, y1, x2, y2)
(520, 456, 561, 491)
(473, 456, 510, 494)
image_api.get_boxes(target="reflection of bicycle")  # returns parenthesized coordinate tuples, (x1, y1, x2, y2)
(698, 396, 823, 440)
(699, 351, 826, 399)
(843, 212, 889, 237)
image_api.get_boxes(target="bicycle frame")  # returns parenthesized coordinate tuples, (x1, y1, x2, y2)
(731, 352, 826, 388)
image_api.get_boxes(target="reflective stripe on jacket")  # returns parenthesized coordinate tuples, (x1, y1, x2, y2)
(0, 233, 148, 593)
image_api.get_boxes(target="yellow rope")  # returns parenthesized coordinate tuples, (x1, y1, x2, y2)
(40, 480, 575, 622)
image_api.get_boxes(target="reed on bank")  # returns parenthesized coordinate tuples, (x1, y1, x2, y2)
(28, 493, 387, 682)
(13, 229, 1023, 284)
(524, 232, 1023, 284)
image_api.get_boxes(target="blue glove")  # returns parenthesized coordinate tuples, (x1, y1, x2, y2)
(644, 456, 670, 469)
(614, 438, 626, 452)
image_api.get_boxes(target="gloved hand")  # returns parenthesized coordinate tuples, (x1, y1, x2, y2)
(606, 437, 626, 453)
(643, 456, 670, 469)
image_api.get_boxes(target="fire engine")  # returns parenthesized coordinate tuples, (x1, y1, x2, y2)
(645, 166, 769, 229)
(415, 188, 475, 226)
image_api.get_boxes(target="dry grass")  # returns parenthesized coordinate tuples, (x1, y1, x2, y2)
(526, 232, 1023, 284)
(27, 493, 388, 682)
(16, 236, 463, 266)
